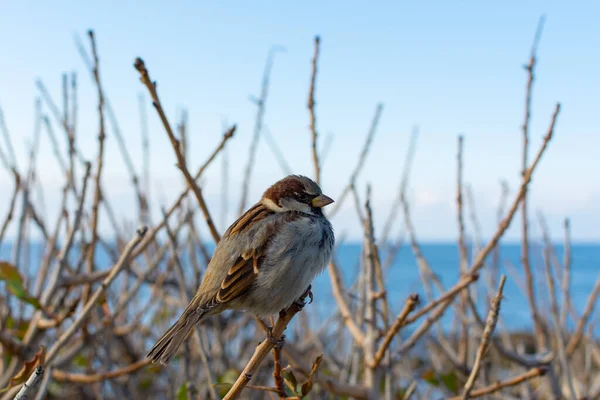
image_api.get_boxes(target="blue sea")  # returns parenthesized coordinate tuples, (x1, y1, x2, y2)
(1, 241, 598, 336)
(310, 242, 599, 337)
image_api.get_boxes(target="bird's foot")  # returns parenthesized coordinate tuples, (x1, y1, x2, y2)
(257, 316, 285, 347)
(266, 331, 286, 348)
(293, 284, 313, 309)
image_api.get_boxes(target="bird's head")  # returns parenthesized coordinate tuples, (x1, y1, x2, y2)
(261, 175, 334, 216)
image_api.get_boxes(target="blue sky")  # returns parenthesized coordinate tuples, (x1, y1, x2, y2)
(0, 1, 598, 242)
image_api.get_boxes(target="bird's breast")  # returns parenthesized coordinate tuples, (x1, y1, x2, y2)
(244, 215, 334, 316)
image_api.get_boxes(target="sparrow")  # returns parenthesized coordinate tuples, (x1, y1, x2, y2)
(147, 174, 335, 364)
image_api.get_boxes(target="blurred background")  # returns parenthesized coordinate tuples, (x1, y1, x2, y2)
(1, 0, 598, 241)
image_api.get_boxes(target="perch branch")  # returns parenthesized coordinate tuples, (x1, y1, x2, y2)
(222, 292, 310, 400)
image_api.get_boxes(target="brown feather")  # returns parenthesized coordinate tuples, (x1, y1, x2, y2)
(263, 177, 307, 205)
(210, 206, 303, 307)
(147, 201, 305, 365)
(225, 203, 272, 237)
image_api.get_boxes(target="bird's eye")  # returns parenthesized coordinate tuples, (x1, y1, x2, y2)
(298, 192, 312, 203)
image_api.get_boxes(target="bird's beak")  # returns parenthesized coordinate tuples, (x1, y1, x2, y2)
(312, 194, 334, 208)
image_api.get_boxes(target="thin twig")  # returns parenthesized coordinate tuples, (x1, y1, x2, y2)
(327, 259, 366, 347)
(69, 72, 78, 190)
(364, 188, 390, 328)
(319, 132, 334, 167)
(238, 46, 284, 215)
(130, 124, 235, 259)
(566, 272, 600, 355)
(397, 103, 559, 358)
(560, 218, 571, 328)
(380, 125, 418, 245)
(197, 124, 236, 179)
(401, 274, 478, 328)
(83, 30, 107, 309)
(369, 294, 418, 368)
(42, 116, 68, 177)
(451, 368, 547, 400)
(282, 344, 374, 399)
(272, 344, 285, 398)
(44, 227, 147, 365)
(468, 103, 559, 279)
(308, 36, 321, 185)
(51, 359, 150, 383)
(0, 104, 18, 170)
(520, 15, 548, 351)
(328, 103, 383, 217)
(542, 247, 576, 399)
(404, 381, 417, 400)
(491, 180, 509, 290)
(41, 162, 92, 307)
(0, 140, 9, 172)
(0, 171, 20, 246)
(456, 134, 470, 364)
(35, 80, 85, 168)
(363, 189, 377, 389)
(462, 275, 506, 399)
(464, 184, 483, 253)
(262, 125, 293, 176)
(138, 93, 151, 223)
(134, 57, 221, 243)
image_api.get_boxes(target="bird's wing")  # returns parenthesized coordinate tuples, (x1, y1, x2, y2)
(213, 247, 263, 304)
(204, 203, 298, 307)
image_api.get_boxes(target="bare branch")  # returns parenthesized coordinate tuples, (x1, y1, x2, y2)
(380, 125, 419, 245)
(83, 30, 107, 310)
(134, 57, 221, 243)
(520, 14, 548, 351)
(262, 124, 293, 176)
(328, 103, 383, 217)
(369, 294, 418, 368)
(308, 36, 321, 184)
(449, 367, 547, 400)
(238, 46, 284, 214)
(542, 247, 576, 399)
(462, 275, 506, 399)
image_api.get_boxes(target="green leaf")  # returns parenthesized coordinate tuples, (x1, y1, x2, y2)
(422, 369, 439, 386)
(212, 382, 233, 397)
(281, 365, 298, 395)
(0, 262, 42, 310)
(176, 383, 188, 400)
(219, 368, 239, 384)
(440, 371, 459, 394)
(73, 354, 91, 368)
(4, 315, 29, 340)
(0, 262, 20, 284)
(422, 369, 459, 394)
(138, 377, 153, 391)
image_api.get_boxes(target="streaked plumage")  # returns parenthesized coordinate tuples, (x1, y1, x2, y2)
(147, 175, 335, 364)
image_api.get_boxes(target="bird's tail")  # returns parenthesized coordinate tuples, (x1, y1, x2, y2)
(147, 309, 204, 365)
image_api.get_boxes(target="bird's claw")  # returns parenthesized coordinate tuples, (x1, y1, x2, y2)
(294, 285, 313, 309)
(266, 330, 285, 348)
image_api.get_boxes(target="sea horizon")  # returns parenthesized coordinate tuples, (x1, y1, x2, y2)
(2, 240, 598, 338)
